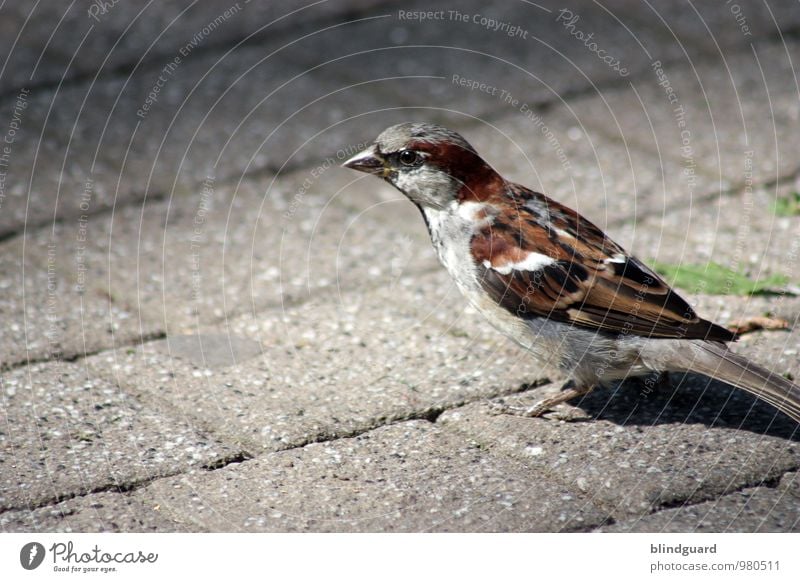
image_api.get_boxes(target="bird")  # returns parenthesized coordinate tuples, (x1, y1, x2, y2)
(342, 122, 800, 423)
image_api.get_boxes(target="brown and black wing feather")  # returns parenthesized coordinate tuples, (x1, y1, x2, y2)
(472, 184, 735, 342)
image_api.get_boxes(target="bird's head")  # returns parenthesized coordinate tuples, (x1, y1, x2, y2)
(342, 122, 501, 210)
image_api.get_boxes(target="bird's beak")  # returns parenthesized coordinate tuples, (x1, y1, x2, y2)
(341, 145, 386, 176)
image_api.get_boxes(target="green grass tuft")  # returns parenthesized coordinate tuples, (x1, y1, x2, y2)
(772, 191, 800, 216)
(649, 261, 789, 295)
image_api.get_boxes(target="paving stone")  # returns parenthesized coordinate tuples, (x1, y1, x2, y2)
(716, 312, 800, 400)
(7, 0, 792, 115)
(0, 23, 401, 239)
(437, 370, 800, 521)
(0, 167, 432, 369)
(294, 0, 685, 121)
(150, 334, 263, 369)
(0, 491, 187, 533)
(86, 268, 551, 452)
(10, 0, 761, 238)
(0, 361, 235, 512)
(603, 477, 800, 532)
(146, 165, 436, 330)
(296, 0, 799, 150)
(0, 0, 384, 97)
(2, 6, 795, 239)
(779, 468, 800, 494)
(133, 420, 607, 532)
(3, 19, 793, 368)
(573, 40, 800, 191)
(617, 0, 800, 55)
(629, 181, 800, 284)
(0, 225, 163, 369)
(3, 0, 800, 535)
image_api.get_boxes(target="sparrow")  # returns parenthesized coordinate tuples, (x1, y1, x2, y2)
(343, 122, 800, 423)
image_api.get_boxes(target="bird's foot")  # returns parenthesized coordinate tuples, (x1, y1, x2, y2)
(488, 381, 593, 420)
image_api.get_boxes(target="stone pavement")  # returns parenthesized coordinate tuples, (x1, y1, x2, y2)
(1, 0, 799, 532)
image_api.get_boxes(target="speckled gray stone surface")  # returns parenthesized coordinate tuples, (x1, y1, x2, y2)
(2, 0, 799, 533)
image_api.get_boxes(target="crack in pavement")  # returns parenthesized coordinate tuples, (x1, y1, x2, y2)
(3, 375, 795, 534)
(0, 261, 446, 372)
(589, 469, 799, 532)
(0, 330, 168, 373)
(0, 379, 549, 516)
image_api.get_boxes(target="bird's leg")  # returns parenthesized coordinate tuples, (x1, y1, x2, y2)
(489, 380, 594, 418)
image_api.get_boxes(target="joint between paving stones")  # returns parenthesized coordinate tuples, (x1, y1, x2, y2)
(606, 161, 800, 230)
(0, 449, 256, 516)
(0, 331, 168, 373)
(0, 469, 185, 516)
(594, 468, 800, 532)
(0, 389, 538, 516)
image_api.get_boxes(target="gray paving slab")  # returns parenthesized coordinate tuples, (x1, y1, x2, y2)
(0, 54, 257, 237)
(617, 0, 800, 55)
(716, 314, 800, 404)
(2, 1, 800, 535)
(0, 361, 236, 512)
(437, 365, 800, 521)
(85, 267, 551, 452)
(0, 163, 442, 369)
(0, 491, 187, 533)
(9, 100, 708, 369)
(630, 181, 800, 285)
(7, 2, 790, 242)
(295, 0, 800, 155)
(6, 0, 796, 102)
(0, 1, 385, 97)
(0, 225, 163, 369)
(131, 420, 607, 532)
(292, 0, 681, 119)
(573, 39, 800, 191)
(149, 334, 263, 369)
(603, 471, 800, 532)
(0, 23, 404, 240)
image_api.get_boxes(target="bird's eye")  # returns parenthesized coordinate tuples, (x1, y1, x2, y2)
(398, 149, 420, 166)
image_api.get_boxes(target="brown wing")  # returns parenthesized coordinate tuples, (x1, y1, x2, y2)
(472, 184, 736, 342)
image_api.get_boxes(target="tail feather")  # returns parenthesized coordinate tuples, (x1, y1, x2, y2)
(684, 342, 800, 423)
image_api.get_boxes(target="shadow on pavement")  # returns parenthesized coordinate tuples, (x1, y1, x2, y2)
(573, 373, 800, 442)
